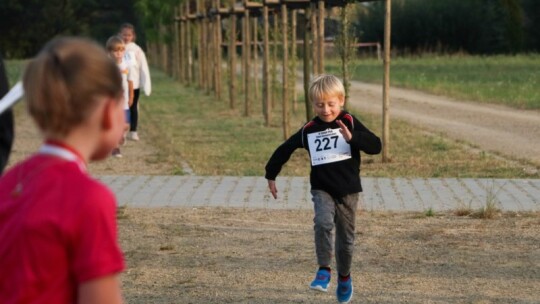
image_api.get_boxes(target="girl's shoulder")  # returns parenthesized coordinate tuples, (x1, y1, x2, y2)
(126, 42, 142, 52)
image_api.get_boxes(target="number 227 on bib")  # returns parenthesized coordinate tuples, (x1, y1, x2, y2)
(307, 128, 351, 166)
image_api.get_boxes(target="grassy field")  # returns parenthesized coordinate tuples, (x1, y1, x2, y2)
(5, 59, 539, 178)
(4, 59, 26, 85)
(326, 54, 540, 109)
(139, 67, 537, 178)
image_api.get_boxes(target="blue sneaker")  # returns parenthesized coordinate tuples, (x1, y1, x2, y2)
(336, 276, 353, 303)
(309, 269, 331, 292)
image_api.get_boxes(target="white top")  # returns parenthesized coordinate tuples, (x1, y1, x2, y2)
(124, 42, 151, 96)
(0, 82, 23, 115)
(118, 59, 135, 110)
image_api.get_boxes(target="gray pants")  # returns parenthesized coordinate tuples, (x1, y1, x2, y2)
(311, 190, 359, 276)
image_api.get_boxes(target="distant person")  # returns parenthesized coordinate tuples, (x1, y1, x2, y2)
(106, 35, 134, 158)
(265, 74, 381, 303)
(120, 22, 151, 141)
(0, 37, 126, 303)
(0, 53, 14, 175)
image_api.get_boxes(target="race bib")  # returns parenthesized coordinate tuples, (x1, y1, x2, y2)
(307, 128, 351, 166)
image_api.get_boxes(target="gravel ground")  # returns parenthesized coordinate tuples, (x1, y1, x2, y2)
(118, 207, 540, 304)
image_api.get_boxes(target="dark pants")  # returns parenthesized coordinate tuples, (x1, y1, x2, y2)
(311, 190, 359, 276)
(129, 88, 140, 132)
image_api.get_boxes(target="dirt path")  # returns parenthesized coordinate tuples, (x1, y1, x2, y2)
(344, 81, 540, 166)
(6, 105, 172, 175)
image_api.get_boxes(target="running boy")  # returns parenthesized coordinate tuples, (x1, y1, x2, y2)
(0, 37, 126, 303)
(265, 74, 381, 303)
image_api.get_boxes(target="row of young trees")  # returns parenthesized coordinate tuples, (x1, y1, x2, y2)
(355, 0, 540, 54)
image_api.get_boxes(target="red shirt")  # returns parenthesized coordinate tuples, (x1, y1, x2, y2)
(0, 148, 125, 303)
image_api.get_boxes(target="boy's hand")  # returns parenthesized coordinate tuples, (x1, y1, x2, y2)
(267, 179, 278, 199)
(336, 120, 352, 141)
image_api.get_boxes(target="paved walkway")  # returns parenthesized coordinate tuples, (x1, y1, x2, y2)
(97, 175, 540, 212)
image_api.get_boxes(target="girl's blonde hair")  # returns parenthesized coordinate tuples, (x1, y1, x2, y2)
(23, 37, 123, 137)
(308, 74, 345, 103)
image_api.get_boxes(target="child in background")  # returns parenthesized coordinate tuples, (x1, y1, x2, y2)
(265, 75, 381, 303)
(0, 37, 125, 303)
(106, 35, 134, 158)
(120, 22, 151, 141)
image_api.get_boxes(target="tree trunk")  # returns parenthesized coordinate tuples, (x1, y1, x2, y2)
(214, 1, 222, 100)
(253, 18, 259, 101)
(244, 9, 251, 117)
(291, 10, 297, 112)
(317, 0, 325, 74)
(282, 4, 289, 139)
(263, 6, 271, 126)
(304, 7, 312, 122)
(382, 0, 392, 162)
(310, 2, 318, 76)
(229, 10, 237, 109)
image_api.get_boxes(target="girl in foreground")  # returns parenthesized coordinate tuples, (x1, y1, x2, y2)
(0, 37, 126, 304)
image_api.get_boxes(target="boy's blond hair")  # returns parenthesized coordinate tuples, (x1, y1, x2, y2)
(106, 35, 125, 52)
(308, 74, 345, 103)
(23, 37, 123, 137)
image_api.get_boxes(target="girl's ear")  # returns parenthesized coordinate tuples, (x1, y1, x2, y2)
(101, 98, 115, 130)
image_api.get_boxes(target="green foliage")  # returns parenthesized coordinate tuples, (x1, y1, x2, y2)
(0, 0, 141, 58)
(521, 0, 540, 51)
(4, 59, 26, 84)
(3, 0, 537, 57)
(355, 0, 536, 54)
(133, 0, 179, 43)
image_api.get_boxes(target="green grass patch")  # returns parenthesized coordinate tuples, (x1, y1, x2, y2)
(4, 59, 26, 85)
(140, 69, 311, 176)
(326, 54, 540, 109)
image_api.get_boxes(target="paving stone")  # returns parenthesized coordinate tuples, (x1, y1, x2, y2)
(208, 176, 238, 207)
(99, 175, 539, 212)
(228, 177, 256, 208)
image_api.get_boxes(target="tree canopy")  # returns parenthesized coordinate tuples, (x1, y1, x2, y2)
(355, 0, 540, 54)
(1, 0, 538, 58)
(0, 0, 141, 58)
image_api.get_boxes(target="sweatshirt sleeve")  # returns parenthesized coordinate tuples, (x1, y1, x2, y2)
(264, 130, 303, 180)
(137, 47, 152, 96)
(347, 116, 382, 155)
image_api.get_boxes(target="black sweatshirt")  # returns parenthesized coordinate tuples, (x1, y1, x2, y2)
(265, 111, 381, 199)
